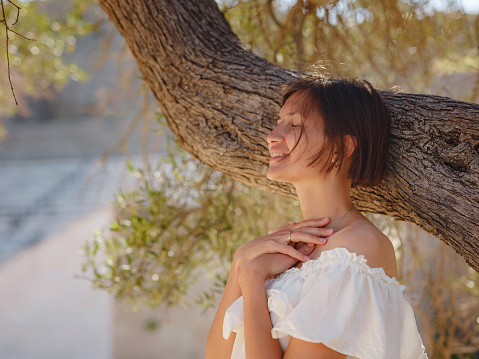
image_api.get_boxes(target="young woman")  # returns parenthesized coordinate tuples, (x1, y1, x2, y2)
(206, 73, 428, 359)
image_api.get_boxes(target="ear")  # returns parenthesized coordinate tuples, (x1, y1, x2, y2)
(330, 135, 357, 164)
(343, 134, 357, 160)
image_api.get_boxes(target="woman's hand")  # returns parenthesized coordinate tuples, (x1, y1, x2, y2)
(239, 244, 314, 285)
(233, 217, 333, 273)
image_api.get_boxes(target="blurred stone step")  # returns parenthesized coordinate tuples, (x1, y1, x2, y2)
(0, 154, 162, 264)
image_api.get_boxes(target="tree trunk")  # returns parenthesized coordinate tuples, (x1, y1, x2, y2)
(97, 0, 479, 271)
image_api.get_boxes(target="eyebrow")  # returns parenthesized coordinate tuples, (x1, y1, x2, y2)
(277, 111, 298, 118)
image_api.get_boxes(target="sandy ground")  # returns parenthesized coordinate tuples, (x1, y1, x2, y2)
(0, 208, 113, 359)
(0, 206, 215, 359)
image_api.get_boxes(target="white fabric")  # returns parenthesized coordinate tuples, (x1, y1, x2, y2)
(223, 247, 428, 359)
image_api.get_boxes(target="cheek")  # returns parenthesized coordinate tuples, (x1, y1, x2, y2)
(288, 128, 305, 148)
(297, 131, 328, 164)
(295, 130, 313, 153)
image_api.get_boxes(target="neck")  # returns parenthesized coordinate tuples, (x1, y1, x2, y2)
(295, 176, 354, 229)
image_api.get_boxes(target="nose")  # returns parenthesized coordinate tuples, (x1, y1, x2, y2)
(266, 124, 284, 145)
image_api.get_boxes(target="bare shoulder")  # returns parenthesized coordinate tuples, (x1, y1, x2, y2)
(327, 221, 399, 279)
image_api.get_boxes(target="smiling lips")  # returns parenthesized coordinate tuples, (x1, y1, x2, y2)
(270, 152, 287, 161)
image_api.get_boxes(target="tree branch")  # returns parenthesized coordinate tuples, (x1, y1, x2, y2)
(1, 0, 36, 106)
(97, 0, 479, 271)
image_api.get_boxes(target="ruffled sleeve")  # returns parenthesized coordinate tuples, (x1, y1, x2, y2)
(223, 296, 247, 359)
(223, 296, 244, 340)
(269, 248, 427, 359)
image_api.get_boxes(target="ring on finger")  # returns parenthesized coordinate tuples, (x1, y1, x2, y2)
(288, 229, 294, 241)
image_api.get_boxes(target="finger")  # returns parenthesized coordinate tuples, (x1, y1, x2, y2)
(272, 242, 311, 262)
(288, 231, 328, 245)
(272, 222, 297, 233)
(294, 241, 304, 250)
(297, 242, 315, 256)
(292, 217, 330, 230)
(293, 227, 335, 237)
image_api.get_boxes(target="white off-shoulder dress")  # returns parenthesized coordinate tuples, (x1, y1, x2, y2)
(223, 247, 428, 359)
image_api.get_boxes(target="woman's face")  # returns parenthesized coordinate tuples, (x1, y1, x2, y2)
(266, 93, 328, 184)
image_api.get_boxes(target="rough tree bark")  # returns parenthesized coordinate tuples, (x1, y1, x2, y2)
(98, 0, 479, 271)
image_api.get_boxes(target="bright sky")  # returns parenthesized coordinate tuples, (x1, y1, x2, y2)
(274, 0, 479, 14)
(435, 0, 479, 13)
(24, 0, 479, 13)
(462, 0, 479, 12)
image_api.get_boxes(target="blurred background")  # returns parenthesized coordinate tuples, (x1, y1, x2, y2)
(0, 0, 478, 358)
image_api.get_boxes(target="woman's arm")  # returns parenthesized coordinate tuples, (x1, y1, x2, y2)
(240, 261, 284, 359)
(205, 260, 242, 359)
(284, 339, 346, 359)
(206, 243, 315, 359)
(206, 218, 332, 359)
(239, 253, 347, 359)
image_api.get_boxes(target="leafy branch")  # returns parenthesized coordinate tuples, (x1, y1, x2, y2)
(0, 0, 35, 106)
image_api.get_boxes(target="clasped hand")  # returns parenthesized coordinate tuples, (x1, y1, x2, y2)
(233, 218, 334, 284)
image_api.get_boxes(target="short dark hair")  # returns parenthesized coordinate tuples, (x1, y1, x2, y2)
(281, 73, 390, 187)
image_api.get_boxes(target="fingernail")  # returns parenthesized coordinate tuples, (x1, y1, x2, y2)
(326, 229, 334, 233)
(303, 256, 310, 261)
(306, 242, 313, 248)
(319, 239, 327, 244)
